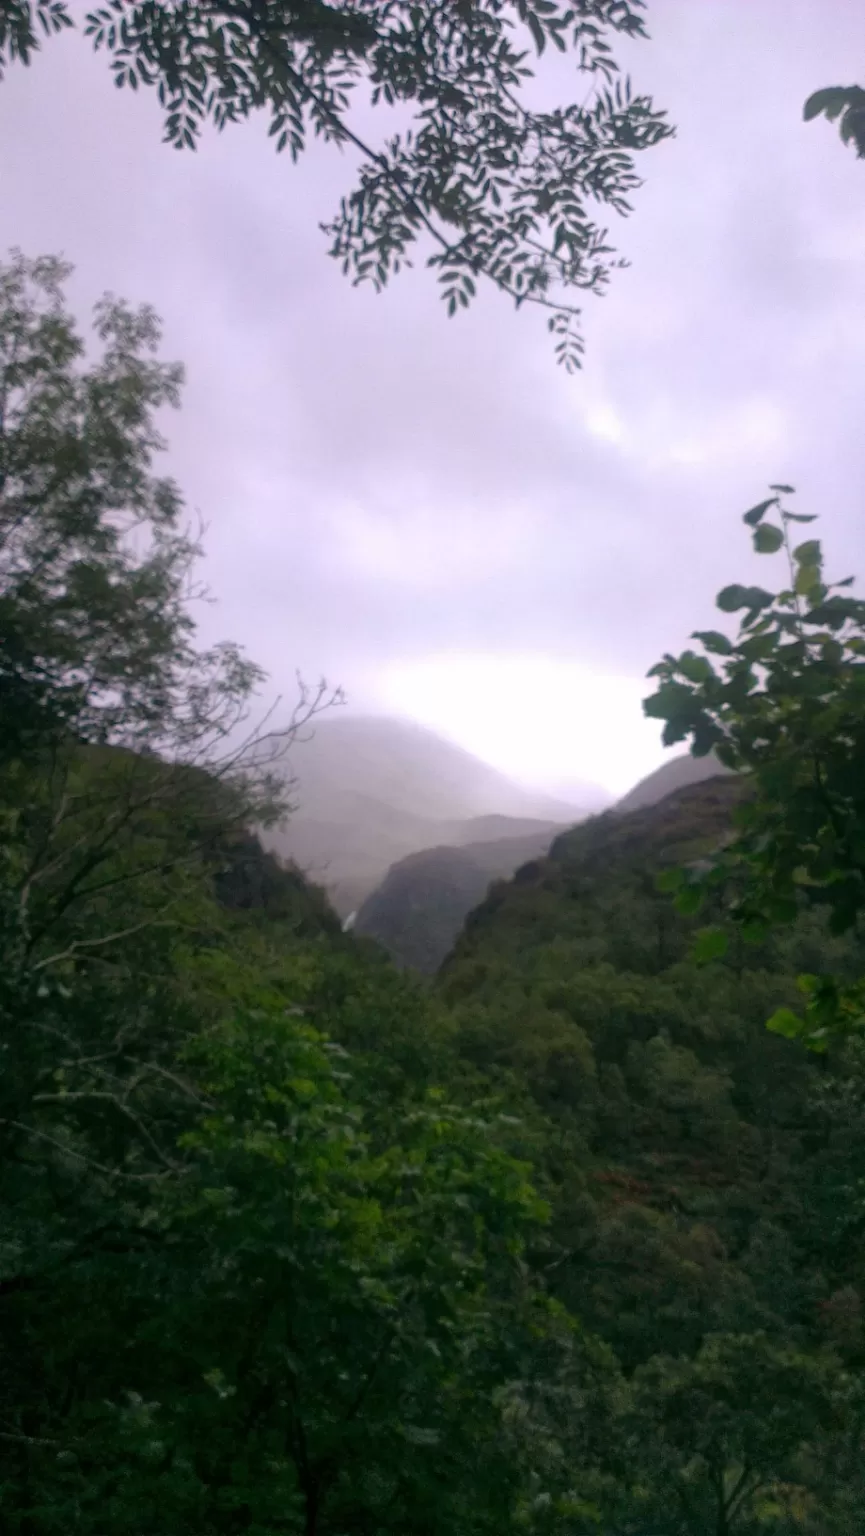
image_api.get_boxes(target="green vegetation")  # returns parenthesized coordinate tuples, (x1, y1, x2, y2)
(4, 252, 865, 1531)
(440, 774, 865, 1531)
(354, 825, 567, 974)
(805, 84, 865, 159)
(645, 490, 865, 1047)
(0, 252, 603, 1533)
(0, 1, 672, 368)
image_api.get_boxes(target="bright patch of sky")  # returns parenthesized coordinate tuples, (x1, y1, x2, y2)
(376, 654, 668, 801)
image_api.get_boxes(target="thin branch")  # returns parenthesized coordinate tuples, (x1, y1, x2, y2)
(30, 1089, 181, 1171)
(31, 911, 179, 972)
(0, 1117, 165, 1182)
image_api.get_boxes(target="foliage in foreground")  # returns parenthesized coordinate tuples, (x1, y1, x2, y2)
(805, 83, 865, 159)
(644, 489, 865, 1047)
(3, 964, 599, 1534)
(0, 0, 673, 368)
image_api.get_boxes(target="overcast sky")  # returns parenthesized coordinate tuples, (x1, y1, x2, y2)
(2, 1, 863, 797)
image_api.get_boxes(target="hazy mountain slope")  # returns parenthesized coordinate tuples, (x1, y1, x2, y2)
(282, 715, 585, 822)
(451, 814, 571, 843)
(615, 749, 734, 814)
(263, 714, 590, 913)
(354, 824, 565, 973)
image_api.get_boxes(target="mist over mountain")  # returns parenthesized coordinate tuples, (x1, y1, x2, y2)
(343, 747, 739, 970)
(263, 714, 597, 913)
(614, 750, 734, 814)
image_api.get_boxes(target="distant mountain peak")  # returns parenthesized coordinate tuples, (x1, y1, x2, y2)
(263, 713, 587, 914)
(615, 751, 735, 815)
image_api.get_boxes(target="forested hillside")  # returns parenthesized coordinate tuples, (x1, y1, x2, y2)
(353, 755, 735, 976)
(353, 824, 567, 972)
(439, 774, 865, 1529)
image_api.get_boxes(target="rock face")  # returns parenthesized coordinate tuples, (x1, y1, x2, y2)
(262, 714, 594, 914)
(354, 825, 570, 974)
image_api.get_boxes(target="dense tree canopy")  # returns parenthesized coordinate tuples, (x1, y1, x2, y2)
(440, 776, 865, 1531)
(0, 1, 672, 367)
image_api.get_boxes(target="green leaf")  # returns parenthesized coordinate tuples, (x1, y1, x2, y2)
(769, 483, 795, 494)
(793, 539, 822, 566)
(717, 584, 775, 614)
(656, 867, 685, 893)
(675, 885, 704, 917)
(753, 522, 784, 554)
(676, 650, 714, 684)
(692, 629, 733, 655)
(804, 85, 853, 122)
(766, 1007, 806, 1040)
(741, 919, 769, 945)
(715, 740, 740, 770)
(717, 584, 749, 613)
(692, 926, 728, 963)
(795, 564, 821, 595)
(527, 9, 545, 53)
(737, 631, 777, 662)
(783, 512, 817, 523)
(643, 680, 697, 720)
(691, 714, 723, 756)
(742, 497, 778, 527)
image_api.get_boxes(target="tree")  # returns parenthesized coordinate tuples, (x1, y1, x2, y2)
(621, 1333, 846, 1535)
(0, 251, 341, 1347)
(0, 2, 672, 368)
(644, 489, 865, 1047)
(0, 248, 329, 776)
(0, 250, 340, 970)
(1, 977, 602, 1536)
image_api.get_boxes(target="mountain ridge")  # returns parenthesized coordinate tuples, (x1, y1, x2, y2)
(349, 750, 739, 971)
(262, 714, 590, 913)
(353, 823, 568, 972)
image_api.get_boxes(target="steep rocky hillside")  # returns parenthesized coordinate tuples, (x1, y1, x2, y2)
(353, 824, 564, 973)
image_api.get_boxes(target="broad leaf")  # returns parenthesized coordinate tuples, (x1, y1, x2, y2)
(692, 926, 729, 963)
(743, 498, 778, 528)
(803, 86, 851, 123)
(753, 522, 784, 554)
(766, 1007, 806, 1039)
(692, 629, 734, 656)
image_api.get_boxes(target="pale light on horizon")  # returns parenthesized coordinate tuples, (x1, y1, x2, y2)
(374, 653, 672, 801)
